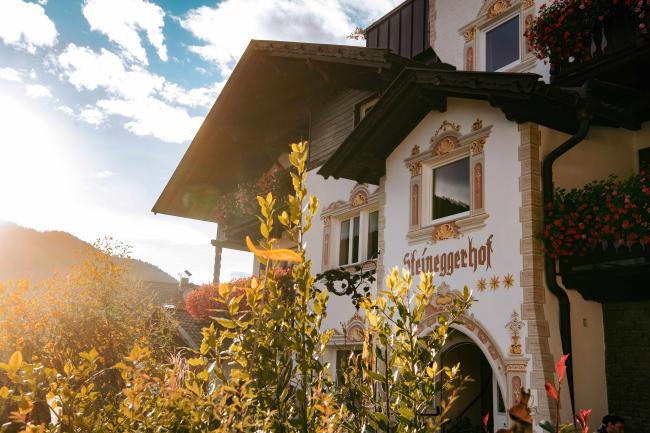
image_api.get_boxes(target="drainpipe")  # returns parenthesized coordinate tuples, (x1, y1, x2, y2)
(541, 91, 598, 417)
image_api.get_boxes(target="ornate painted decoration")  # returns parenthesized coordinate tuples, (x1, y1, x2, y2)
(487, 0, 512, 17)
(471, 137, 486, 155)
(432, 222, 461, 243)
(411, 144, 421, 156)
(351, 192, 368, 207)
(434, 136, 458, 156)
(505, 310, 524, 355)
(503, 273, 515, 288)
(409, 161, 422, 177)
(489, 275, 501, 290)
(472, 118, 483, 131)
(465, 46, 474, 71)
(476, 277, 487, 292)
(522, 0, 535, 8)
(463, 27, 476, 43)
(525, 14, 534, 53)
(411, 184, 419, 226)
(346, 312, 365, 342)
(474, 162, 483, 209)
(433, 120, 461, 137)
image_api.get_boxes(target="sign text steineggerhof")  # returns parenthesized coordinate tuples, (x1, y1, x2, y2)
(403, 235, 494, 277)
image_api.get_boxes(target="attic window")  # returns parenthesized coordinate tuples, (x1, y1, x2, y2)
(485, 15, 520, 71)
(354, 96, 379, 126)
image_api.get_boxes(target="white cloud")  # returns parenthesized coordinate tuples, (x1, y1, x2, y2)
(95, 170, 115, 179)
(56, 43, 220, 142)
(0, 67, 23, 82)
(25, 84, 52, 99)
(82, 0, 167, 64)
(79, 106, 106, 125)
(180, 0, 400, 74)
(97, 97, 203, 143)
(160, 81, 224, 108)
(56, 105, 74, 116)
(58, 44, 165, 100)
(0, 0, 58, 53)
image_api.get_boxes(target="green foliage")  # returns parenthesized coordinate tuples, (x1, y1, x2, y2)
(335, 270, 472, 433)
(0, 141, 473, 433)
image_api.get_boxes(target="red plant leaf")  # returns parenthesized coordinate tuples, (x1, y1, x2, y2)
(556, 354, 569, 384)
(545, 382, 558, 401)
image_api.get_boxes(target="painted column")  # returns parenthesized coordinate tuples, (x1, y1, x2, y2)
(518, 122, 556, 423)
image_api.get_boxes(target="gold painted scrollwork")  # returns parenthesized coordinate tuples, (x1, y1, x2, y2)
(487, 0, 512, 17)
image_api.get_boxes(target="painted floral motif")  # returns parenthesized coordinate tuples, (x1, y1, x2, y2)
(489, 276, 501, 290)
(476, 277, 487, 292)
(503, 273, 515, 288)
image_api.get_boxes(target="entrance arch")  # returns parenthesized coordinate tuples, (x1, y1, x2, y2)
(420, 304, 514, 431)
(439, 335, 503, 433)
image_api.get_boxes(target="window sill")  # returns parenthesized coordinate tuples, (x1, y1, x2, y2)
(407, 211, 489, 245)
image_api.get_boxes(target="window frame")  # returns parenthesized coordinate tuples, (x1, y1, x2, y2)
(354, 95, 380, 127)
(422, 154, 472, 227)
(479, 11, 521, 72)
(335, 207, 380, 267)
(404, 121, 491, 245)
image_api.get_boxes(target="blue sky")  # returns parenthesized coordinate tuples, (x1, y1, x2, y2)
(0, 0, 400, 284)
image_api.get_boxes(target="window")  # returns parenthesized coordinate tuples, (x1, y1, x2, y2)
(367, 211, 379, 260)
(339, 212, 378, 266)
(354, 96, 379, 126)
(322, 185, 380, 269)
(431, 157, 470, 221)
(335, 348, 362, 384)
(485, 15, 519, 71)
(640, 147, 650, 170)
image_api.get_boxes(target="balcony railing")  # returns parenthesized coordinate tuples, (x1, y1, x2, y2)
(544, 167, 650, 301)
(552, 15, 650, 86)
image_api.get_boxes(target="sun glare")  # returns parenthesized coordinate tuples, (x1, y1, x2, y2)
(0, 93, 79, 226)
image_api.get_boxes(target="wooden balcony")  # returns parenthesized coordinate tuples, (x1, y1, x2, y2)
(559, 243, 650, 302)
(550, 13, 650, 89)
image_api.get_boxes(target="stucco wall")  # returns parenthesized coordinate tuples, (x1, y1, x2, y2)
(304, 171, 378, 332)
(430, 0, 550, 78)
(383, 98, 523, 389)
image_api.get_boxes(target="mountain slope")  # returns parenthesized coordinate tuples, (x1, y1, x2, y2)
(0, 221, 176, 284)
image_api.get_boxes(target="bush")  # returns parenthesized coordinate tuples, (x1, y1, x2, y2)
(0, 142, 475, 433)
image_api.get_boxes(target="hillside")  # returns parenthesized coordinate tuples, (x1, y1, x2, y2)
(0, 221, 176, 284)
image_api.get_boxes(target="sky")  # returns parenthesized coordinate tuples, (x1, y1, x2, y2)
(0, 0, 401, 284)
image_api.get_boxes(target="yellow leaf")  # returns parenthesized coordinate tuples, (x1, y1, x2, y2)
(245, 236, 302, 263)
(8, 352, 22, 370)
(0, 386, 10, 399)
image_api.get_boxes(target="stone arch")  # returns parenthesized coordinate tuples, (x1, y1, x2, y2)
(419, 311, 508, 405)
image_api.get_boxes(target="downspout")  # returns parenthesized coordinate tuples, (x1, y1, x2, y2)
(541, 92, 598, 416)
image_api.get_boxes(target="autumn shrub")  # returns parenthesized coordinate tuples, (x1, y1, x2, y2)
(0, 239, 176, 430)
(0, 141, 474, 433)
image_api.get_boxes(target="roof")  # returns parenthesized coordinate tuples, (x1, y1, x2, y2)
(318, 68, 647, 184)
(152, 39, 441, 223)
(167, 306, 207, 349)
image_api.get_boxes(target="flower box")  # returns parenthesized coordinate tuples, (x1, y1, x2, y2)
(544, 166, 650, 259)
(212, 166, 291, 228)
(527, 1, 650, 80)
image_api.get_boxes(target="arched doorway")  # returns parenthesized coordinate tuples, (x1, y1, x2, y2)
(440, 334, 506, 433)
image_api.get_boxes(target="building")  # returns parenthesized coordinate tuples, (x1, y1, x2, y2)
(153, 1, 650, 431)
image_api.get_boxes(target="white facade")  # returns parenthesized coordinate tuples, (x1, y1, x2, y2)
(299, 1, 650, 429)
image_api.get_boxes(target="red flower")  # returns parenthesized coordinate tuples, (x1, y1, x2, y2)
(576, 409, 593, 433)
(545, 382, 559, 401)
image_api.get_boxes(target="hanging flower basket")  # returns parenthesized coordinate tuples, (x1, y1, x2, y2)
(527, 0, 650, 73)
(544, 166, 650, 259)
(212, 166, 291, 227)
